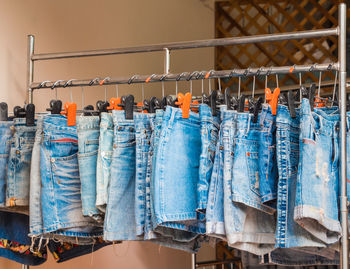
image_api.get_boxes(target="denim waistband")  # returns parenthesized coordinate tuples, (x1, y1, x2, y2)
(0, 121, 13, 131)
(13, 118, 37, 134)
(76, 116, 100, 130)
(235, 112, 260, 131)
(43, 115, 77, 135)
(99, 112, 113, 129)
(134, 113, 154, 130)
(162, 106, 200, 125)
(221, 110, 235, 124)
(199, 104, 220, 128)
(112, 110, 135, 126)
(276, 105, 300, 127)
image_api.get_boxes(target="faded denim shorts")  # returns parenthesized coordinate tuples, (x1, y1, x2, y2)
(104, 110, 141, 241)
(29, 116, 44, 236)
(223, 110, 275, 256)
(206, 105, 226, 239)
(6, 118, 36, 210)
(77, 116, 102, 222)
(275, 105, 326, 249)
(153, 106, 204, 234)
(96, 112, 113, 212)
(41, 115, 102, 240)
(197, 104, 220, 212)
(0, 120, 13, 207)
(294, 98, 341, 244)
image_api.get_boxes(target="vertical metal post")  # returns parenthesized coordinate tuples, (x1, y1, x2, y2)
(164, 48, 170, 74)
(191, 253, 196, 269)
(27, 35, 35, 104)
(339, 3, 348, 269)
(22, 265, 29, 269)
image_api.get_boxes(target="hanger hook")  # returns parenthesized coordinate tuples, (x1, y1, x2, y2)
(243, 67, 250, 77)
(145, 74, 157, 83)
(128, 75, 139, 85)
(252, 75, 256, 98)
(309, 63, 317, 72)
(318, 71, 322, 96)
(275, 74, 279, 89)
(38, 80, 52, 89)
(89, 77, 100, 86)
(51, 80, 65, 90)
(332, 71, 338, 102)
(63, 79, 77, 88)
(238, 76, 241, 97)
(99, 77, 111, 86)
(229, 69, 236, 78)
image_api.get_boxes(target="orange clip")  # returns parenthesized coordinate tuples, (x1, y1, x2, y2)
(145, 76, 152, 83)
(289, 66, 295, 73)
(181, 93, 192, 119)
(107, 97, 123, 110)
(315, 95, 325, 108)
(244, 99, 249, 112)
(270, 88, 280, 115)
(61, 102, 77, 126)
(205, 72, 210, 79)
(191, 100, 199, 113)
(137, 102, 148, 113)
(265, 88, 272, 103)
(175, 93, 185, 108)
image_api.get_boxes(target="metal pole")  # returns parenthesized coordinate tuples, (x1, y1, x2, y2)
(164, 48, 170, 74)
(30, 28, 338, 61)
(22, 265, 29, 269)
(338, 3, 348, 269)
(191, 253, 196, 269)
(27, 35, 35, 104)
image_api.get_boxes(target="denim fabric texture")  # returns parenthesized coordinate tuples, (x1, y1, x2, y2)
(223, 110, 275, 255)
(29, 116, 44, 236)
(77, 116, 102, 222)
(96, 112, 113, 212)
(294, 99, 341, 245)
(206, 105, 226, 239)
(104, 110, 141, 241)
(258, 104, 278, 209)
(153, 106, 204, 234)
(0, 121, 13, 207)
(197, 104, 220, 212)
(135, 113, 154, 236)
(6, 118, 36, 209)
(40, 115, 102, 240)
(275, 105, 326, 249)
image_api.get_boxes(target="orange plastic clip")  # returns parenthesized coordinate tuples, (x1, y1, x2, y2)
(181, 93, 192, 119)
(137, 102, 148, 113)
(191, 100, 199, 113)
(315, 95, 325, 108)
(244, 99, 249, 112)
(270, 88, 280, 115)
(175, 93, 185, 108)
(61, 102, 77, 126)
(265, 88, 272, 103)
(107, 97, 122, 110)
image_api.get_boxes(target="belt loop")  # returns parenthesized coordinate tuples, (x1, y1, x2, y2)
(245, 115, 251, 137)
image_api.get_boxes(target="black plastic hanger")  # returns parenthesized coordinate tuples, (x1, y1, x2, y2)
(0, 102, 8, 121)
(46, 100, 62, 115)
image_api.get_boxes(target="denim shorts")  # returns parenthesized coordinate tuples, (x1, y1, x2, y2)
(0, 121, 13, 207)
(6, 118, 36, 210)
(77, 116, 102, 222)
(104, 110, 141, 241)
(206, 105, 226, 239)
(96, 112, 113, 212)
(275, 105, 326, 249)
(258, 105, 278, 209)
(135, 113, 155, 237)
(223, 110, 275, 255)
(40, 115, 102, 240)
(197, 104, 220, 212)
(294, 99, 341, 244)
(153, 106, 204, 234)
(29, 116, 44, 236)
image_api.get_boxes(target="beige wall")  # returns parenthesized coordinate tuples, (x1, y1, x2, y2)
(0, 0, 215, 268)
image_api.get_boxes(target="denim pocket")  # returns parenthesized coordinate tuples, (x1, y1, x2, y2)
(247, 150, 260, 196)
(83, 139, 99, 155)
(115, 127, 135, 148)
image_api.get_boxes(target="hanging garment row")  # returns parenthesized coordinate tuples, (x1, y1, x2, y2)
(0, 70, 347, 266)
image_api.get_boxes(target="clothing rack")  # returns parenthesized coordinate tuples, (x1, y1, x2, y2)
(25, 3, 348, 269)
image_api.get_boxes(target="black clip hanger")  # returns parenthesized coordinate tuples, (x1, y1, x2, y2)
(224, 88, 233, 110)
(125, 95, 135, 120)
(96, 100, 110, 113)
(301, 84, 316, 110)
(287, 90, 297, 118)
(209, 90, 218, 116)
(0, 102, 8, 121)
(142, 99, 150, 113)
(248, 97, 263, 123)
(13, 104, 35, 126)
(278, 93, 288, 106)
(237, 94, 246, 112)
(83, 105, 95, 116)
(149, 96, 160, 113)
(46, 100, 62, 115)
(346, 93, 350, 112)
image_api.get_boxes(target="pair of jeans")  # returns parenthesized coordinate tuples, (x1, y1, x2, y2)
(77, 116, 102, 222)
(135, 113, 155, 236)
(29, 116, 44, 236)
(0, 121, 13, 207)
(41, 115, 102, 241)
(223, 110, 275, 256)
(104, 110, 141, 241)
(6, 118, 36, 210)
(206, 105, 226, 239)
(153, 106, 204, 234)
(96, 112, 113, 212)
(294, 99, 341, 245)
(259, 104, 278, 209)
(197, 104, 220, 212)
(275, 105, 326, 249)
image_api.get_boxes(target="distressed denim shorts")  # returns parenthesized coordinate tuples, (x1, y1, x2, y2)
(77, 116, 102, 222)
(96, 112, 113, 212)
(258, 104, 278, 209)
(0, 121, 13, 207)
(40, 115, 102, 240)
(223, 110, 275, 256)
(294, 99, 341, 244)
(153, 106, 204, 234)
(104, 110, 141, 241)
(197, 104, 220, 212)
(206, 105, 226, 239)
(6, 118, 36, 210)
(275, 105, 326, 249)
(29, 116, 44, 236)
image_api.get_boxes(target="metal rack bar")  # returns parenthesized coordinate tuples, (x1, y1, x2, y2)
(29, 63, 338, 90)
(338, 4, 348, 269)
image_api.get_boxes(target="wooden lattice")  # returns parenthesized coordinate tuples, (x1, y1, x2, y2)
(215, 0, 346, 92)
